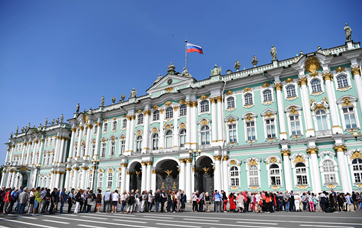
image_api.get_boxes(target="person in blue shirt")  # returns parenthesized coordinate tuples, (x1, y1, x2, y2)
(9, 188, 17, 213)
(60, 188, 67, 214)
(15, 186, 23, 212)
(214, 190, 221, 213)
(68, 189, 74, 213)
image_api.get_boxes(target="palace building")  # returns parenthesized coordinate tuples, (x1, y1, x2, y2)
(2, 37, 362, 201)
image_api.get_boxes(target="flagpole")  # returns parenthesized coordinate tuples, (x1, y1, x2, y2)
(185, 40, 188, 70)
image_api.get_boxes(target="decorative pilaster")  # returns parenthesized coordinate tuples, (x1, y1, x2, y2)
(351, 67, 362, 115)
(222, 156, 229, 194)
(334, 144, 351, 193)
(84, 123, 93, 160)
(307, 147, 321, 193)
(143, 108, 151, 153)
(141, 161, 147, 191)
(191, 101, 198, 149)
(159, 110, 165, 150)
(186, 101, 192, 149)
(76, 125, 84, 158)
(94, 119, 101, 159)
(151, 169, 157, 192)
(213, 155, 222, 192)
(185, 158, 192, 201)
(73, 167, 80, 189)
(0, 170, 7, 187)
(274, 83, 287, 139)
(120, 163, 128, 193)
(173, 106, 179, 148)
(298, 77, 314, 136)
(210, 98, 218, 144)
(68, 127, 76, 161)
(216, 96, 223, 143)
(64, 167, 71, 190)
(281, 150, 293, 191)
(80, 165, 88, 189)
(146, 161, 152, 190)
(178, 159, 186, 190)
(128, 115, 135, 153)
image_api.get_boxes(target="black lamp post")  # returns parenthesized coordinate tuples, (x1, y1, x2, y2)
(189, 149, 201, 192)
(353, 132, 362, 141)
(91, 158, 100, 191)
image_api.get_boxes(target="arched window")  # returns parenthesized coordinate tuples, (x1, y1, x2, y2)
(179, 104, 187, 116)
(322, 160, 336, 184)
(117, 174, 122, 188)
(110, 141, 115, 156)
(43, 154, 46, 166)
(49, 139, 52, 146)
(107, 172, 113, 188)
(200, 100, 209, 113)
(47, 154, 50, 166)
(266, 118, 276, 139)
(179, 129, 186, 147)
(165, 130, 173, 148)
(76, 129, 80, 137)
(296, 163, 308, 185)
(290, 114, 301, 136)
(352, 158, 362, 183)
(337, 75, 349, 88)
(122, 119, 127, 129)
(153, 110, 160, 121)
(249, 165, 259, 186)
(84, 126, 88, 136)
(152, 134, 159, 150)
(201, 125, 210, 145)
(101, 142, 106, 157)
(98, 173, 103, 188)
(93, 124, 98, 134)
(51, 153, 55, 164)
(311, 79, 322, 93)
(230, 166, 240, 187)
(246, 120, 256, 141)
(82, 145, 86, 157)
(136, 136, 142, 152)
(227, 97, 235, 109)
(343, 107, 357, 129)
(286, 85, 296, 98)
(270, 164, 281, 186)
(138, 114, 144, 125)
(120, 140, 125, 155)
(244, 93, 253, 105)
(78, 173, 82, 188)
(103, 123, 108, 132)
(165, 107, 173, 119)
(263, 90, 272, 102)
(112, 121, 117, 131)
(228, 124, 237, 143)
(316, 109, 328, 131)
(92, 144, 96, 156)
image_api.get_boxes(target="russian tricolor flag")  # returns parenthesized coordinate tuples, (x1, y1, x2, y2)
(187, 43, 203, 54)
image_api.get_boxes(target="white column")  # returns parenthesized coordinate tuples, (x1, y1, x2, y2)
(222, 156, 229, 195)
(159, 110, 165, 149)
(336, 146, 351, 193)
(143, 107, 151, 153)
(58, 138, 65, 166)
(141, 162, 146, 191)
(76, 125, 84, 159)
(26, 141, 33, 165)
(186, 102, 191, 149)
(121, 165, 127, 193)
(179, 159, 185, 191)
(185, 159, 192, 201)
(125, 172, 130, 192)
(6, 172, 12, 187)
(73, 167, 79, 189)
(191, 166, 195, 193)
(128, 116, 135, 153)
(299, 78, 314, 136)
(217, 97, 223, 143)
(24, 142, 31, 165)
(55, 172, 60, 189)
(10, 171, 16, 187)
(64, 167, 71, 190)
(84, 123, 92, 160)
(352, 68, 362, 115)
(54, 134, 61, 165)
(275, 84, 287, 139)
(173, 107, 179, 148)
(31, 140, 39, 165)
(308, 149, 321, 194)
(211, 98, 218, 144)
(68, 127, 76, 160)
(146, 161, 152, 190)
(151, 169, 156, 192)
(125, 117, 131, 153)
(323, 74, 341, 133)
(214, 156, 222, 192)
(94, 120, 101, 159)
(81, 165, 87, 189)
(8, 146, 14, 164)
(35, 139, 43, 165)
(32, 169, 38, 187)
(0, 171, 6, 187)
(60, 173, 64, 189)
(191, 102, 197, 149)
(62, 139, 68, 164)
(282, 150, 293, 191)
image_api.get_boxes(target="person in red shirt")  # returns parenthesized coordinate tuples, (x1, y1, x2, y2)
(3, 188, 11, 214)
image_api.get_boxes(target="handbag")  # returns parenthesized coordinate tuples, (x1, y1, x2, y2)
(197, 198, 200, 204)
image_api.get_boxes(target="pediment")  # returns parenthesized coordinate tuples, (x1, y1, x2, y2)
(146, 74, 195, 96)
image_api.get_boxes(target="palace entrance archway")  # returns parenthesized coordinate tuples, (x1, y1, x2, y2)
(156, 160, 179, 191)
(129, 162, 142, 191)
(196, 156, 214, 194)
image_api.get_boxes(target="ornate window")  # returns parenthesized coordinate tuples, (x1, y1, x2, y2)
(179, 129, 186, 147)
(352, 158, 362, 184)
(246, 121, 256, 141)
(110, 141, 115, 156)
(107, 172, 113, 188)
(295, 163, 308, 185)
(101, 143, 106, 157)
(138, 114, 144, 125)
(47, 154, 50, 166)
(76, 129, 80, 137)
(117, 174, 122, 188)
(93, 124, 98, 134)
(316, 110, 328, 131)
(230, 166, 240, 187)
(311, 79, 322, 93)
(98, 173, 104, 188)
(122, 119, 127, 129)
(165, 130, 173, 148)
(343, 107, 357, 129)
(103, 123, 108, 133)
(263, 90, 272, 102)
(84, 126, 88, 136)
(228, 124, 237, 143)
(78, 173, 82, 189)
(89, 173, 93, 189)
(136, 136, 142, 152)
(227, 97, 235, 109)
(249, 165, 259, 186)
(120, 140, 125, 155)
(322, 160, 337, 184)
(200, 100, 209, 113)
(286, 85, 296, 98)
(112, 121, 117, 131)
(290, 115, 301, 136)
(244, 93, 253, 105)
(269, 164, 281, 186)
(200, 125, 210, 145)
(266, 119, 276, 139)
(43, 154, 46, 166)
(337, 75, 349, 88)
(179, 104, 187, 116)
(49, 139, 52, 146)
(165, 107, 173, 119)
(153, 110, 160, 121)
(92, 145, 96, 156)
(152, 134, 159, 150)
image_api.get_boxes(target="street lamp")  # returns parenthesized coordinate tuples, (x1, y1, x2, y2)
(189, 149, 201, 192)
(353, 132, 362, 141)
(91, 158, 100, 191)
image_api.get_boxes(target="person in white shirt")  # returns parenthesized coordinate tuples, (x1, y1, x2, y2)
(294, 193, 301, 211)
(111, 190, 120, 213)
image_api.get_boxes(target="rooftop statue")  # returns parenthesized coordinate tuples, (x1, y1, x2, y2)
(16, 126, 19, 134)
(270, 45, 277, 61)
(251, 55, 259, 67)
(154, 74, 162, 84)
(181, 67, 192, 78)
(210, 64, 221, 76)
(167, 62, 176, 75)
(89, 107, 93, 115)
(100, 96, 105, 107)
(45, 118, 48, 126)
(28, 122, 30, 128)
(130, 88, 137, 98)
(112, 96, 116, 104)
(38, 123, 43, 130)
(119, 93, 125, 103)
(10, 132, 13, 138)
(344, 23, 352, 41)
(21, 127, 24, 133)
(234, 60, 241, 71)
(317, 46, 324, 54)
(60, 114, 64, 123)
(76, 103, 80, 113)
(56, 117, 59, 124)
(51, 119, 55, 125)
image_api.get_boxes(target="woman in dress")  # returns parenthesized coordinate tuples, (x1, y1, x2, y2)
(229, 192, 236, 212)
(221, 190, 228, 212)
(28, 188, 35, 214)
(96, 190, 102, 213)
(236, 192, 245, 213)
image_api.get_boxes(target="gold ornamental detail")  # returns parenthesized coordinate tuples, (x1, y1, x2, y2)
(306, 147, 318, 155)
(179, 99, 186, 104)
(334, 145, 347, 152)
(285, 78, 294, 84)
(222, 156, 229, 161)
(165, 101, 172, 106)
(305, 56, 321, 76)
(274, 83, 282, 91)
(146, 161, 153, 166)
(200, 94, 208, 100)
(244, 87, 251, 92)
(352, 67, 361, 76)
(165, 170, 172, 176)
(342, 97, 352, 107)
(262, 82, 270, 88)
(120, 163, 128, 167)
(270, 157, 277, 164)
(201, 119, 208, 126)
(213, 155, 222, 161)
(293, 155, 306, 164)
(165, 87, 173, 92)
(298, 77, 307, 87)
(152, 105, 159, 110)
(335, 66, 345, 73)
(323, 72, 333, 81)
(179, 123, 186, 129)
(179, 158, 186, 163)
(350, 151, 362, 160)
(173, 106, 178, 111)
(185, 158, 192, 163)
(290, 106, 298, 114)
(281, 150, 291, 156)
(314, 104, 326, 111)
(248, 159, 257, 167)
(226, 90, 233, 95)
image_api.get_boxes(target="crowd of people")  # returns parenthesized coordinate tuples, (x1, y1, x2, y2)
(0, 186, 361, 216)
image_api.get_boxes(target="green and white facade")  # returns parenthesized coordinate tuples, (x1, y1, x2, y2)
(3, 39, 362, 201)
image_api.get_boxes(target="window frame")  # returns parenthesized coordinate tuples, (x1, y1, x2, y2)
(179, 104, 187, 117)
(153, 110, 160, 121)
(165, 107, 173, 119)
(200, 100, 210, 113)
(230, 166, 240, 187)
(107, 172, 113, 189)
(137, 114, 144, 125)
(245, 157, 261, 190)
(136, 135, 142, 152)
(179, 129, 186, 147)
(152, 133, 159, 150)
(200, 125, 211, 145)
(165, 130, 173, 148)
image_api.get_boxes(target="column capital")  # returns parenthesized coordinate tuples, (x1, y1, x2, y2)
(185, 158, 192, 163)
(71, 128, 77, 132)
(334, 145, 347, 152)
(213, 155, 222, 161)
(351, 67, 361, 77)
(179, 158, 186, 163)
(281, 150, 291, 156)
(306, 147, 318, 155)
(78, 126, 84, 131)
(274, 83, 282, 91)
(298, 77, 308, 87)
(323, 72, 334, 81)
(186, 101, 193, 107)
(146, 161, 153, 166)
(210, 97, 217, 103)
(222, 156, 229, 161)
(141, 161, 147, 166)
(120, 162, 128, 167)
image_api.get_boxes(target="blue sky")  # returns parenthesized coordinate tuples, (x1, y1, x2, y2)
(0, 0, 361, 164)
